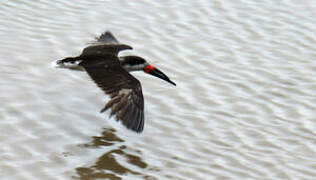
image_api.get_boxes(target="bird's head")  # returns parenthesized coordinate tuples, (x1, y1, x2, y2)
(120, 56, 176, 86)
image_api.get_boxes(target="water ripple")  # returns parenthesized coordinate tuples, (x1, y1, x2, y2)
(0, 0, 315, 179)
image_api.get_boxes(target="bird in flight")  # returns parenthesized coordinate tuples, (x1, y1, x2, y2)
(55, 31, 176, 133)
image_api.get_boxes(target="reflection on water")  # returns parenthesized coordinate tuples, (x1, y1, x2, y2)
(83, 128, 124, 148)
(74, 128, 154, 180)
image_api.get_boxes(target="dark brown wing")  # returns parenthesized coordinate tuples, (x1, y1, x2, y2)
(80, 57, 144, 133)
(82, 31, 131, 57)
(96, 31, 120, 44)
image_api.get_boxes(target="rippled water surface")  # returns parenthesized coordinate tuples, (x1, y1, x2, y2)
(1, 1, 316, 179)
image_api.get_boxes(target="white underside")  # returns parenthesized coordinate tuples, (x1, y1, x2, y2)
(52, 59, 145, 72)
(52, 60, 85, 71)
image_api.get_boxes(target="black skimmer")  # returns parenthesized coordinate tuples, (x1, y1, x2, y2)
(55, 31, 176, 133)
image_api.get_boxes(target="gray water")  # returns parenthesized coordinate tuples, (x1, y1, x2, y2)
(0, 1, 315, 179)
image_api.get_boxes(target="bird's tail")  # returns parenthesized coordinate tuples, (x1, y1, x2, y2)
(52, 57, 84, 71)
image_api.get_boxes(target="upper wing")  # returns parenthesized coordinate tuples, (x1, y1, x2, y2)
(82, 31, 132, 56)
(95, 31, 120, 44)
(80, 57, 144, 133)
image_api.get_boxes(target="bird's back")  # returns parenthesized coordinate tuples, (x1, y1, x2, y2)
(81, 44, 132, 57)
